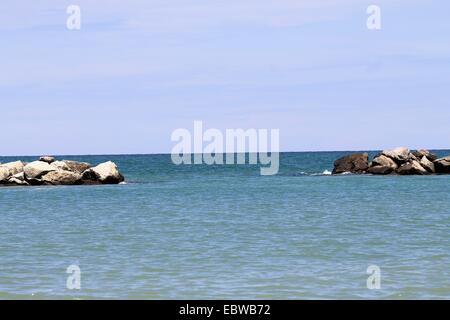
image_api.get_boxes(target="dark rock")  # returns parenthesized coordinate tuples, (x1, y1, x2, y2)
(397, 160, 428, 175)
(333, 153, 369, 174)
(26, 178, 45, 186)
(367, 165, 394, 175)
(412, 149, 437, 162)
(62, 160, 92, 174)
(434, 156, 450, 173)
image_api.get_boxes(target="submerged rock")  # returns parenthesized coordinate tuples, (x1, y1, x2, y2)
(332, 153, 369, 174)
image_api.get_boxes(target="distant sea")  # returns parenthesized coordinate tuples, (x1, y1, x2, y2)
(1, 151, 449, 299)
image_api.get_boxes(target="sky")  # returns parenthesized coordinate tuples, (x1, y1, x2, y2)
(0, 0, 449, 155)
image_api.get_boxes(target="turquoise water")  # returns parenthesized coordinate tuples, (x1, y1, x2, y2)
(1, 152, 449, 299)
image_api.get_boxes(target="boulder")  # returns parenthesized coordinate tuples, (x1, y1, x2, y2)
(420, 156, 435, 173)
(333, 153, 369, 174)
(7, 178, 29, 186)
(367, 165, 394, 175)
(12, 172, 25, 181)
(39, 156, 55, 164)
(407, 153, 419, 162)
(412, 149, 437, 162)
(23, 161, 57, 179)
(82, 161, 124, 184)
(371, 155, 398, 170)
(0, 167, 11, 182)
(0, 160, 25, 176)
(381, 147, 410, 164)
(397, 160, 428, 175)
(7, 173, 29, 186)
(51, 160, 71, 171)
(41, 170, 82, 185)
(434, 156, 450, 174)
(62, 160, 92, 174)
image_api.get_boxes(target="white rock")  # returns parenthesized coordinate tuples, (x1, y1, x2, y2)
(0, 160, 25, 176)
(82, 161, 124, 184)
(381, 147, 410, 163)
(41, 170, 82, 185)
(24, 161, 57, 179)
(0, 167, 10, 182)
(420, 156, 435, 173)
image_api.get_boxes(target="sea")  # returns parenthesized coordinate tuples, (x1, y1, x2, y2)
(0, 151, 449, 299)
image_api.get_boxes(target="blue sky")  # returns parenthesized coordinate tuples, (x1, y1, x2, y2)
(0, 0, 449, 155)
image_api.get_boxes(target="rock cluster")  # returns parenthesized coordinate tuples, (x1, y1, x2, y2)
(0, 157, 124, 186)
(333, 147, 450, 175)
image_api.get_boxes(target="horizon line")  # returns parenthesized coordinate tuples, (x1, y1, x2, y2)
(1, 148, 450, 158)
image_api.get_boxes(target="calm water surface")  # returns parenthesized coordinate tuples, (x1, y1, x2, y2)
(0, 152, 449, 299)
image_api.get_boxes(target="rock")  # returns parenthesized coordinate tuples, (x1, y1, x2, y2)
(41, 170, 82, 185)
(82, 161, 124, 184)
(39, 156, 55, 164)
(7, 178, 29, 186)
(7, 172, 29, 186)
(0, 160, 25, 176)
(0, 158, 124, 186)
(420, 156, 435, 173)
(371, 155, 398, 170)
(12, 172, 25, 180)
(412, 149, 437, 162)
(0, 167, 11, 182)
(333, 153, 369, 174)
(51, 161, 71, 171)
(434, 156, 450, 174)
(23, 161, 57, 179)
(367, 165, 395, 175)
(407, 153, 419, 162)
(62, 160, 92, 174)
(397, 160, 428, 175)
(381, 147, 410, 164)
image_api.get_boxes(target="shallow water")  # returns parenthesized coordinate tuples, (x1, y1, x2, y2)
(0, 152, 449, 299)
